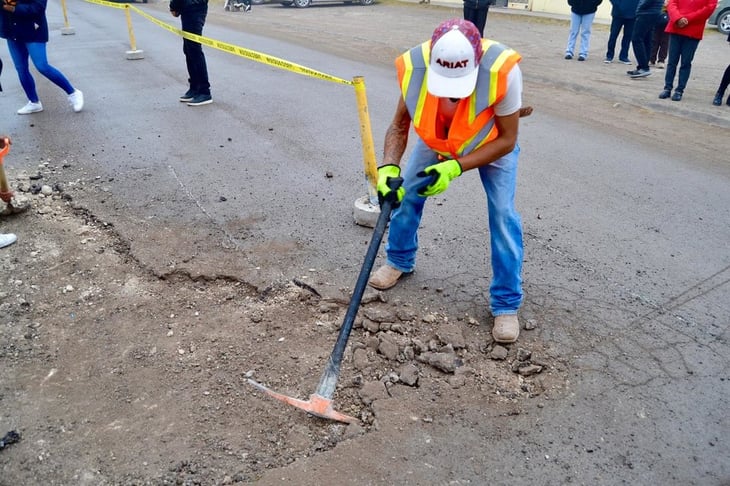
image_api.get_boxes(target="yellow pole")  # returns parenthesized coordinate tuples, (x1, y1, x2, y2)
(125, 5, 137, 52)
(352, 76, 379, 206)
(60, 0, 70, 28)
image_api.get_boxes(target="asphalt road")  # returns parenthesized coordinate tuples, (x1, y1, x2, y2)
(1, 1, 728, 484)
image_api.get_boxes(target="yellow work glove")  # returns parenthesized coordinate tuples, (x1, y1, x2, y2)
(416, 159, 463, 197)
(376, 164, 405, 206)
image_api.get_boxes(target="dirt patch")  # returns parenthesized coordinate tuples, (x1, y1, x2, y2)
(0, 165, 566, 484)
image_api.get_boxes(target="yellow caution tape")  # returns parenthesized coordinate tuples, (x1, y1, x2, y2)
(83, 0, 353, 85)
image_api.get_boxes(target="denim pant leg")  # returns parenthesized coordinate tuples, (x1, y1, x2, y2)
(181, 8, 210, 95)
(384, 137, 439, 273)
(478, 145, 523, 315)
(632, 14, 657, 70)
(566, 13, 581, 55)
(6, 40, 38, 102)
(619, 18, 635, 60)
(578, 13, 595, 58)
(663, 34, 681, 90)
(606, 17, 622, 59)
(675, 36, 699, 93)
(27, 43, 74, 95)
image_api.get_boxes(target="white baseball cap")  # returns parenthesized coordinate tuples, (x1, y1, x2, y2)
(427, 19, 484, 99)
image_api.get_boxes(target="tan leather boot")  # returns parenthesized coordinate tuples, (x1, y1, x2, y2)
(492, 314, 519, 343)
(368, 265, 405, 290)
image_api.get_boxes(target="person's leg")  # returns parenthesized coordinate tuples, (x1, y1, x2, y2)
(658, 32, 669, 62)
(650, 26, 660, 64)
(478, 144, 523, 315)
(675, 36, 699, 94)
(663, 34, 681, 91)
(26, 43, 74, 94)
(6, 40, 38, 102)
(472, 6, 489, 37)
(715, 64, 730, 104)
(565, 12, 580, 57)
(181, 8, 210, 96)
(384, 138, 439, 273)
(578, 13, 595, 58)
(606, 16, 621, 60)
(631, 14, 655, 70)
(619, 18, 635, 61)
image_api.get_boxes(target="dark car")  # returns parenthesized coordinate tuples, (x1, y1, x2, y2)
(709, 0, 730, 35)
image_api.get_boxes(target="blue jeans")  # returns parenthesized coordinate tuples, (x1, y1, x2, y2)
(6, 40, 74, 102)
(631, 13, 659, 71)
(566, 12, 596, 58)
(663, 34, 700, 93)
(606, 16, 635, 61)
(384, 138, 524, 315)
(180, 7, 210, 96)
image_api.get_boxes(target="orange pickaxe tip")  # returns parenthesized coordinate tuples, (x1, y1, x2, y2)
(247, 378, 357, 424)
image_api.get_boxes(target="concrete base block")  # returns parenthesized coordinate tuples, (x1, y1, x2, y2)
(126, 50, 145, 60)
(353, 195, 380, 228)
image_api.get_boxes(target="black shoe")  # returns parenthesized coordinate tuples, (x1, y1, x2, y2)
(618, 58, 632, 64)
(187, 94, 213, 106)
(659, 89, 671, 99)
(578, 55, 586, 61)
(565, 53, 573, 60)
(671, 92, 682, 101)
(628, 69, 651, 78)
(179, 89, 196, 102)
(713, 92, 723, 106)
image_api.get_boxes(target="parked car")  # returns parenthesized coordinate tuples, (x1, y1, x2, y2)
(709, 0, 730, 35)
(280, 0, 374, 8)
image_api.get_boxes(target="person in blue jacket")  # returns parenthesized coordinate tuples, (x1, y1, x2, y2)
(564, 0, 604, 61)
(0, 0, 83, 115)
(604, 0, 640, 63)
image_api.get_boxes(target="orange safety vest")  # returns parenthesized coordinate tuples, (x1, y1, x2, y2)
(395, 39, 521, 160)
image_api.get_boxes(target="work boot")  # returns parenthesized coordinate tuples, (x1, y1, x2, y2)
(492, 314, 520, 344)
(368, 265, 406, 290)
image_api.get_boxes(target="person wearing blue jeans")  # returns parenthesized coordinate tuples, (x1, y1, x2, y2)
(369, 19, 526, 344)
(170, 0, 212, 106)
(564, 0, 603, 61)
(0, 0, 83, 115)
(604, 0, 639, 63)
(627, 0, 663, 77)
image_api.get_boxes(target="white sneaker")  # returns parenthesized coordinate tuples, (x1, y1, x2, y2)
(17, 101, 43, 115)
(0, 233, 18, 249)
(68, 90, 84, 112)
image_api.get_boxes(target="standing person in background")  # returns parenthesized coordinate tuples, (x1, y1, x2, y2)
(564, 0, 603, 61)
(649, 0, 670, 68)
(626, 0, 663, 77)
(0, 0, 83, 115)
(463, 0, 494, 37)
(605, 0, 639, 64)
(657, 0, 716, 101)
(170, 0, 212, 106)
(712, 31, 730, 106)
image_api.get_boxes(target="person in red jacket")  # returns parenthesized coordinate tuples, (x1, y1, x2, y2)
(657, 0, 717, 101)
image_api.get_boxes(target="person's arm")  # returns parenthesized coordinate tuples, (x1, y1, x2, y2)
(381, 96, 412, 167)
(681, 0, 717, 24)
(456, 111, 519, 172)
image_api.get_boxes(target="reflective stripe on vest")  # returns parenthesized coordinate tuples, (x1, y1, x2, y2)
(396, 39, 521, 159)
